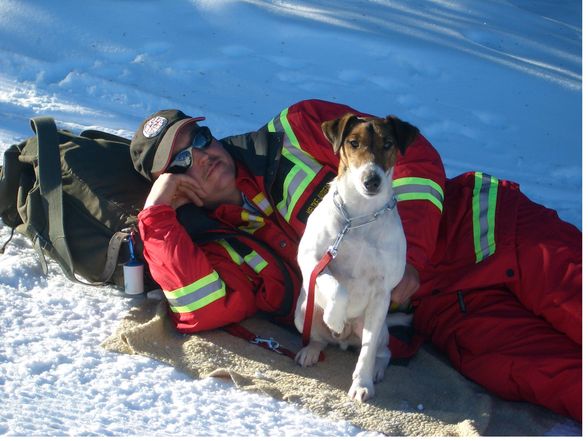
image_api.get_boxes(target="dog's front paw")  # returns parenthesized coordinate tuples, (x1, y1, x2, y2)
(295, 342, 323, 367)
(348, 379, 375, 402)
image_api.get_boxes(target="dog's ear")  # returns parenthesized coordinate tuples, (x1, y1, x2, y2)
(386, 116, 419, 155)
(321, 113, 360, 154)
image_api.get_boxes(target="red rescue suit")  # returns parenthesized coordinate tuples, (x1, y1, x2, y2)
(138, 99, 581, 421)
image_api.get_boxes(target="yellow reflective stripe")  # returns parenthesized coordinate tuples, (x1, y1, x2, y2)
(279, 107, 301, 148)
(277, 163, 314, 221)
(219, 237, 268, 274)
(165, 272, 226, 313)
(393, 177, 444, 212)
(217, 239, 243, 265)
(396, 192, 443, 211)
(239, 209, 264, 234)
(267, 117, 276, 133)
(393, 177, 444, 197)
(169, 288, 225, 314)
(241, 210, 264, 223)
(269, 107, 322, 221)
(279, 108, 321, 175)
(472, 172, 498, 263)
(252, 192, 273, 215)
(244, 251, 268, 273)
(217, 239, 267, 274)
(487, 182, 498, 255)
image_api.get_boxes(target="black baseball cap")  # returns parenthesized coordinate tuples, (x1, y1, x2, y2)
(130, 109, 205, 181)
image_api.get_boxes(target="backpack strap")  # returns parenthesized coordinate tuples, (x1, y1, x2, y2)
(30, 116, 79, 281)
(97, 230, 130, 282)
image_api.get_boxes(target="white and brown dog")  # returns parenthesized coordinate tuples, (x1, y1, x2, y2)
(294, 113, 418, 402)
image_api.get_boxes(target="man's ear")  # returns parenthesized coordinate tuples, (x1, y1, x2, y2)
(321, 113, 360, 154)
(386, 115, 419, 155)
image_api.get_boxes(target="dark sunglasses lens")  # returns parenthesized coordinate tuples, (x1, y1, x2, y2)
(167, 147, 192, 174)
(191, 126, 212, 150)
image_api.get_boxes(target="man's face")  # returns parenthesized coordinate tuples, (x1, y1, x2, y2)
(169, 124, 237, 207)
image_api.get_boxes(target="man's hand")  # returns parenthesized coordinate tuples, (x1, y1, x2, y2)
(391, 263, 420, 307)
(144, 173, 206, 210)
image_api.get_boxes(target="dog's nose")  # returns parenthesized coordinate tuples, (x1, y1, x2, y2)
(363, 173, 381, 194)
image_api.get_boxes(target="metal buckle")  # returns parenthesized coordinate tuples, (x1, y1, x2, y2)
(327, 245, 338, 258)
(251, 336, 280, 352)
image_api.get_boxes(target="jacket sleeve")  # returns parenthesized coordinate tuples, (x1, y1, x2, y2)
(138, 204, 258, 332)
(285, 99, 446, 271)
(393, 134, 446, 272)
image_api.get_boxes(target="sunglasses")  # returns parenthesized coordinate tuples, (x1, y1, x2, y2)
(166, 126, 213, 174)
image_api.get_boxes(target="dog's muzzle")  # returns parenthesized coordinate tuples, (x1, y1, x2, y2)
(363, 171, 382, 195)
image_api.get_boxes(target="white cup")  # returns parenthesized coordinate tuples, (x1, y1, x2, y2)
(123, 261, 144, 295)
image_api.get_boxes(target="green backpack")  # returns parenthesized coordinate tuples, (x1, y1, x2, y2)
(0, 116, 154, 292)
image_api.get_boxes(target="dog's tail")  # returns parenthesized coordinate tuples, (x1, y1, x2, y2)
(385, 312, 413, 328)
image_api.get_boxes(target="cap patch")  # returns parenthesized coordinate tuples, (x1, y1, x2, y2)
(143, 116, 168, 138)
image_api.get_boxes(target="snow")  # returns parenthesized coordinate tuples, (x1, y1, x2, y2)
(0, 0, 582, 436)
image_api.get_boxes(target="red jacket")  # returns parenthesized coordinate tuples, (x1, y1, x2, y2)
(138, 99, 519, 332)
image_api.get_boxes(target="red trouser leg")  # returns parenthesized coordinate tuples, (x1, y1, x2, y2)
(413, 192, 582, 421)
(506, 193, 582, 345)
(414, 289, 581, 421)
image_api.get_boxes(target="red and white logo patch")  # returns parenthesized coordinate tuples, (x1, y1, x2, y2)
(142, 116, 168, 138)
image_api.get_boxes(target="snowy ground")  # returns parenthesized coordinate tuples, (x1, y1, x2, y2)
(0, 0, 582, 436)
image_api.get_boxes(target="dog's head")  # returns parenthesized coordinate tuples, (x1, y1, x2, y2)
(321, 113, 419, 197)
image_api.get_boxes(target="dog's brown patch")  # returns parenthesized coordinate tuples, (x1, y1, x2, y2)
(321, 113, 419, 175)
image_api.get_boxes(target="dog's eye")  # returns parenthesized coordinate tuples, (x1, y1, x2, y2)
(383, 141, 394, 150)
(348, 139, 359, 149)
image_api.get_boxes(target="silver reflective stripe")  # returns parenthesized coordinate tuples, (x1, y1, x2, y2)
(217, 239, 267, 274)
(278, 167, 308, 217)
(252, 192, 273, 215)
(273, 109, 322, 174)
(394, 183, 443, 204)
(392, 177, 444, 212)
(268, 109, 322, 221)
(165, 272, 226, 313)
(244, 251, 268, 273)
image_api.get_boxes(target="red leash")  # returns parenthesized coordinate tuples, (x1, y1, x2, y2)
(224, 323, 298, 359)
(299, 251, 334, 363)
(224, 251, 333, 363)
(302, 251, 334, 346)
(224, 247, 330, 362)
(225, 189, 397, 363)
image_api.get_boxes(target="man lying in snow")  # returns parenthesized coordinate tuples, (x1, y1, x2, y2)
(130, 99, 581, 422)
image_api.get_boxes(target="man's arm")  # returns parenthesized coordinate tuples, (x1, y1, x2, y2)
(144, 172, 205, 209)
(139, 174, 263, 332)
(139, 204, 259, 332)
